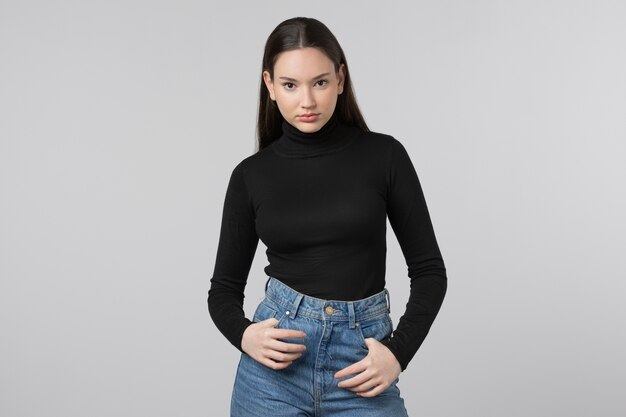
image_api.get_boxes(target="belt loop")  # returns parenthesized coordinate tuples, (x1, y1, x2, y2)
(265, 276, 271, 292)
(385, 288, 391, 313)
(347, 302, 356, 329)
(289, 293, 304, 320)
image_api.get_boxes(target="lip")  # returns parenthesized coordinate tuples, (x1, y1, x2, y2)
(298, 113, 319, 122)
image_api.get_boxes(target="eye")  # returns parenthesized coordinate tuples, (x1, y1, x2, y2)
(282, 82, 295, 90)
(316, 79, 328, 86)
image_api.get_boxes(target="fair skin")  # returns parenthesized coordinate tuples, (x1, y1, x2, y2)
(262, 46, 343, 133)
(241, 46, 402, 397)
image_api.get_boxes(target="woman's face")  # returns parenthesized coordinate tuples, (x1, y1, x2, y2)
(263, 47, 345, 133)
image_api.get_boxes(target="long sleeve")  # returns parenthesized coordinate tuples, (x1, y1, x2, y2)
(380, 138, 448, 372)
(207, 161, 259, 353)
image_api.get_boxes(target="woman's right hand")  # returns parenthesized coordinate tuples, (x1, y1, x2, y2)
(241, 317, 307, 370)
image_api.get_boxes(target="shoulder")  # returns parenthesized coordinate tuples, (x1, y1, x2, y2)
(228, 143, 275, 179)
(360, 127, 406, 148)
(358, 128, 409, 163)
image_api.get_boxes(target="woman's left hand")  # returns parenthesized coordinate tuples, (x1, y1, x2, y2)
(334, 338, 401, 397)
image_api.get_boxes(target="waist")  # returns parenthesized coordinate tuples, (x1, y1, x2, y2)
(264, 276, 390, 322)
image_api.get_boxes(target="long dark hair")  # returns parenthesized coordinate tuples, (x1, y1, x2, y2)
(257, 17, 369, 151)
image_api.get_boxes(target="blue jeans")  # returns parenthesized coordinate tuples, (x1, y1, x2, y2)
(230, 276, 409, 417)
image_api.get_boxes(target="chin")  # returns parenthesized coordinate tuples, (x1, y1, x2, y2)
(301, 123, 322, 133)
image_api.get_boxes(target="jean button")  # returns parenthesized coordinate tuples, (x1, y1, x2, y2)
(325, 306, 334, 314)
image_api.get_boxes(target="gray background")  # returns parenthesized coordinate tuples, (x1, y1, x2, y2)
(1, 1, 625, 416)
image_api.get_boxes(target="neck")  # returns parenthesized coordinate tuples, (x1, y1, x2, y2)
(272, 112, 362, 158)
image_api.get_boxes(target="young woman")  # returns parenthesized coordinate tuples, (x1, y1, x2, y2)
(208, 17, 448, 416)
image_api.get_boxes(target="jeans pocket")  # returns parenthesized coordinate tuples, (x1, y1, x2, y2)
(356, 313, 393, 350)
(252, 300, 278, 323)
(254, 298, 292, 330)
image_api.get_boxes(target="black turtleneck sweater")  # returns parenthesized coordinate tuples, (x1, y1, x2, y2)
(207, 112, 447, 372)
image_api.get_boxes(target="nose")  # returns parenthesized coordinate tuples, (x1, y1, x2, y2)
(301, 86, 316, 109)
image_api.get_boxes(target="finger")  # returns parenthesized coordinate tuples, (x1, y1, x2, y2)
(267, 338, 307, 353)
(261, 357, 294, 370)
(262, 318, 279, 326)
(334, 359, 367, 379)
(265, 348, 303, 363)
(271, 327, 307, 339)
(337, 372, 370, 389)
(350, 378, 380, 393)
(357, 383, 386, 397)
(260, 326, 307, 346)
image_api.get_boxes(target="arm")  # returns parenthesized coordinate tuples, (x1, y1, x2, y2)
(207, 161, 259, 353)
(380, 138, 448, 372)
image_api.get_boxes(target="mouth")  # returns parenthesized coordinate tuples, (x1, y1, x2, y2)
(298, 113, 320, 122)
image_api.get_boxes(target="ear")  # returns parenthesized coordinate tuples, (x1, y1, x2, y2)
(262, 70, 276, 101)
(337, 63, 346, 95)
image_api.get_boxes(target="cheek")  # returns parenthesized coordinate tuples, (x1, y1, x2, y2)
(319, 91, 338, 109)
(274, 100, 298, 121)
(275, 93, 297, 110)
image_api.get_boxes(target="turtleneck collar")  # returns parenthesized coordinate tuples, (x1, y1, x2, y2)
(271, 112, 362, 158)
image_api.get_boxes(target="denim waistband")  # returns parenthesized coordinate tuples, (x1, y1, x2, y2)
(263, 276, 390, 327)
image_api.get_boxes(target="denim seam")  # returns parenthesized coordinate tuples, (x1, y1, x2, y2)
(266, 293, 389, 322)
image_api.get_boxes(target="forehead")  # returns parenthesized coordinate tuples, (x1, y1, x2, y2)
(274, 47, 335, 78)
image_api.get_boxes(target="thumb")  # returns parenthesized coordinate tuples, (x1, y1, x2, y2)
(263, 317, 279, 327)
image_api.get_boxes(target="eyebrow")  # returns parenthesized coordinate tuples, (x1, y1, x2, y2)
(278, 72, 331, 82)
